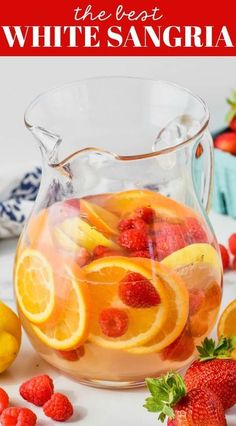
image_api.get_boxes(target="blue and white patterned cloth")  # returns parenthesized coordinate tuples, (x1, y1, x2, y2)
(0, 167, 41, 239)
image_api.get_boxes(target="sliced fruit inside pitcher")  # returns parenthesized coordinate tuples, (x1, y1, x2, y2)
(15, 188, 223, 383)
(15, 248, 56, 324)
(80, 199, 119, 236)
(102, 189, 194, 220)
(56, 217, 119, 252)
(127, 258, 189, 354)
(31, 260, 90, 350)
(83, 256, 188, 350)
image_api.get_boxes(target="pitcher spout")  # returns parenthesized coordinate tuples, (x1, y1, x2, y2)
(30, 126, 62, 164)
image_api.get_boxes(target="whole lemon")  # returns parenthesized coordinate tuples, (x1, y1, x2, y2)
(0, 300, 21, 373)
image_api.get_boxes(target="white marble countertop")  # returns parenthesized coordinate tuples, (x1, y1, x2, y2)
(0, 211, 236, 426)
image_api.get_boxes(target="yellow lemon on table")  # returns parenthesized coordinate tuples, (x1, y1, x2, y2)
(0, 301, 21, 373)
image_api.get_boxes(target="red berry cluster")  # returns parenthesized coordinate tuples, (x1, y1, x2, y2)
(0, 375, 74, 425)
(117, 207, 208, 260)
(219, 233, 236, 270)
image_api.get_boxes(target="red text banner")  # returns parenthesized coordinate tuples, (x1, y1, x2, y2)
(0, 0, 235, 56)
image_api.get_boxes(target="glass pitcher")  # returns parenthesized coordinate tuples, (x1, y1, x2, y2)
(14, 78, 222, 389)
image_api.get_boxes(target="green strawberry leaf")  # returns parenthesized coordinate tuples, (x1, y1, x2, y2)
(144, 373, 186, 423)
(226, 91, 236, 123)
(197, 336, 236, 361)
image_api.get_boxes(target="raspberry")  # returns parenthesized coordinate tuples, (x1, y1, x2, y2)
(130, 250, 152, 258)
(75, 247, 90, 266)
(154, 222, 186, 260)
(43, 393, 73, 422)
(118, 218, 147, 232)
(19, 374, 54, 407)
(99, 308, 129, 338)
(1, 407, 37, 426)
(118, 229, 148, 250)
(57, 346, 85, 361)
(184, 217, 208, 244)
(0, 389, 9, 415)
(219, 244, 230, 270)
(119, 272, 160, 308)
(134, 206, 155, 223)
(93, 245, 120, 259)
(229, 233, 236, 255)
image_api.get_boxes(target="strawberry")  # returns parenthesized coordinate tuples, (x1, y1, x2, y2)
(99, 308, 128, 338)
(0, 389, 9, 415)
(57, 346, 85, 361)
(219, 244, 230, 270)
(134, 206, 155, 224)
(185, 336, 236, 410)
(93, 245, 121, 259)
(43, 393, 73, 422)
(118, 272, 160, 308)
(195, 142, 203, 158)
(230, 116, 236, 132)
(118, 218, 147, 232)
(144, 372, 226, 425)
(161, 328, 195, 362)
(154, 222, 186, 260)
(1, 407, 37, 426)
(184, 217, 208, 244)
(214, 132, 236, 155)
(228, 233, 236, 255)
(19, 374, 54, 406)
(118, 228, 148, 251)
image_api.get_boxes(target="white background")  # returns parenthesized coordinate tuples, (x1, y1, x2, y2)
(0, 56, 236, 169)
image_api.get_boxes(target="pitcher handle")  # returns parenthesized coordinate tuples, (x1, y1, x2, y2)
(193, 130, 214, 212)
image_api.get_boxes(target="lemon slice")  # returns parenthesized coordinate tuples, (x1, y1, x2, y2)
(53, 227, 80, 252)
(162, 243, 221, 275)
(59, 217, 118, 252)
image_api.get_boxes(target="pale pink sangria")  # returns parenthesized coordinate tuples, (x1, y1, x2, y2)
(14, 189, 222, 388)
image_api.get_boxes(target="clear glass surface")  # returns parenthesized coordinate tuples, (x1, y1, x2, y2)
(14, 78, 222, 388)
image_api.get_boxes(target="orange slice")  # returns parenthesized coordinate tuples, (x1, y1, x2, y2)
(217, 299, 236, 339)
(59, 217, 119, 252)
(83, 256, 180, 350)
(127, 258, 189, 354)
(15, 248, 55, 324)
(32, 262, 90, 350)
(80, 199, 119, 236)
(103, 189, 194, 220)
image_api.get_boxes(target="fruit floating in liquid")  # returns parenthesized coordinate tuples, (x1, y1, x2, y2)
(14, 190, 222, 387)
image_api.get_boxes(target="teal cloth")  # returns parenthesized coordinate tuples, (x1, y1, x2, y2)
(212, 149, 236, 218)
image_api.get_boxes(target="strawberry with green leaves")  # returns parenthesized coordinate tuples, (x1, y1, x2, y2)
(144, 372, 226, 426)
(214, 91, 236, 154)
(185, 336, 236, 410)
